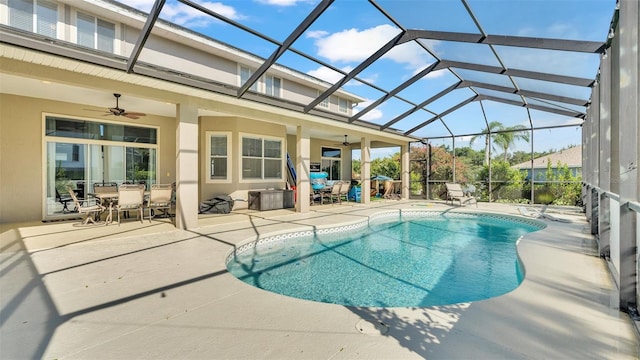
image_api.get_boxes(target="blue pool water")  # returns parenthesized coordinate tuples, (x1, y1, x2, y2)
(227, 213, 542, 307)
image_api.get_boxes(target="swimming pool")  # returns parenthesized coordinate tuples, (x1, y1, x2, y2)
(226, 211, 545, 307)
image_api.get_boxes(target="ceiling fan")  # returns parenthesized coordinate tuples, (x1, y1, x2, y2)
(334, 135, 350, 147)
(86, 93, 146, 119)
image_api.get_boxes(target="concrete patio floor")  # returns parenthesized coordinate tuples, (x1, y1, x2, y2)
(1, 200, 638, 359)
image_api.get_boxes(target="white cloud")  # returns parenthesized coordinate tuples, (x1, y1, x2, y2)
(383, 42, 434, 71)
(307, 66, 351, 83)
(416, 67, 447, 80)
(310, 25, 438, 87)
(306, 30, 329, 39)
(120, 0, 242, 26)
(359, 108, 383, 122)
(255, 0, 303, 6)
(353, 100, 383, 122)
(314, 24, 401, 63)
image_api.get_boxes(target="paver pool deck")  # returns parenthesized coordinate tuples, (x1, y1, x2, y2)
(1, 201, 639, 359)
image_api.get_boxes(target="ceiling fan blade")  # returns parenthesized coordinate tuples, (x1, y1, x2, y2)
(124, 112, 146, 116)
(124, 114, 140, 119)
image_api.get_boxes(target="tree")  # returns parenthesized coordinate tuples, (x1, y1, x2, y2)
(411, 144, 472, 199)
(469, 121, 503, 166)
(351, 159, 361, 179)
(371, 153, 401, 179)
(493, 125, 530, 162)
(477, 160, 526, 202)
(455, 146, 484, 167)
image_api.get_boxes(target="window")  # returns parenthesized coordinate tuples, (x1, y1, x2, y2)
(72, 144, 80, 162)
(8, 0, 57, 37)
(206, 132, 231, 183)
(45, 117, 157, 144)
(240, 66, 258, 92)
(321, 147, 341, 180)
(241, 135, 282, 180)
(265, 75, 281, 98)
(76, 12, 115, 52)
(318, 90, 329, 108)
(339, 97, 349, 113)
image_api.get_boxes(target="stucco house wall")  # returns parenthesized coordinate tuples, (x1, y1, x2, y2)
(0, 93, 176, 224)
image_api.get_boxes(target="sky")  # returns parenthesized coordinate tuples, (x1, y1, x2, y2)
(118, 0, 616, 159)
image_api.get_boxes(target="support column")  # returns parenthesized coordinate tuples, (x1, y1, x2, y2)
(582, 108, 592, 220)
(617, 0, 639, 313)
(175, 102, 199, 230)
(296, 125, 310, 213)
(401, 143, 410, 200)
(361, 137, 371, 204)
(590, 77, 601, 236)
(599, 49, 612, 257)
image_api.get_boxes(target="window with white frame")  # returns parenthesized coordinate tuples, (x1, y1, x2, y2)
(321, 147, 341, 180)
(339, 97, 349, 113)
(239, 66, 258, 92)
(206, 132, 231, 183)
(241, 135, 282, 180)
(317, 90, 329, 108)
(8, 0, 58, 38)
(76, 11, 115, 53)
(265, 75, 281, 98)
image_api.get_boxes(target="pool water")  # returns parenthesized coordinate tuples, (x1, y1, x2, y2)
(227, 213, 541, 307)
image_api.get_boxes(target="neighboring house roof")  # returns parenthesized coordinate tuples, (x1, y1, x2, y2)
(512, 146, 582, 169)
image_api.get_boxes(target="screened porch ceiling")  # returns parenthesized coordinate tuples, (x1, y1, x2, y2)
(2, 0, 618, 145)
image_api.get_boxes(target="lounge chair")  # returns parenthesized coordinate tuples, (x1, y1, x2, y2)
(66, 185, 105, 225)
(445, 183, 477, 207)
(517, 206, 571, 223)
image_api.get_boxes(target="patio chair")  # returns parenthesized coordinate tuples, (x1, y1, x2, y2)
(93, 182, 118, 194)
(146, 184, 173, 222)
(323, 182, 342, 204)
(56, 187, 73, 213)
(114, 184, 144, 225)
(310, 184, 321, 205)
(445, 183, 477, 207)
(338, 181, 350, 203)
(66, 185, 105, 225)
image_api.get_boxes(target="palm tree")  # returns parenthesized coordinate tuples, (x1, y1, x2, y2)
(469, 121, 503, 165)
(493, 125, 530, 162)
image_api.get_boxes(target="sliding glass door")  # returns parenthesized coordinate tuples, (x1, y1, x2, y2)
(44, 116, 158, 219)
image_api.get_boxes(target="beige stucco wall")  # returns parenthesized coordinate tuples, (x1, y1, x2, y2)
(125, 28, 239, 87)
(199, 116, 288, 208)
(120, 26, 354, 115)
(0, 94, 176, 224)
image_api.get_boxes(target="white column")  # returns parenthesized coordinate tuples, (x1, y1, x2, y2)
(175, 102, 199, 229)
(361, 137, 371, 204)
(401, 143, 410, 200)
(296, 125, 310, 213)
